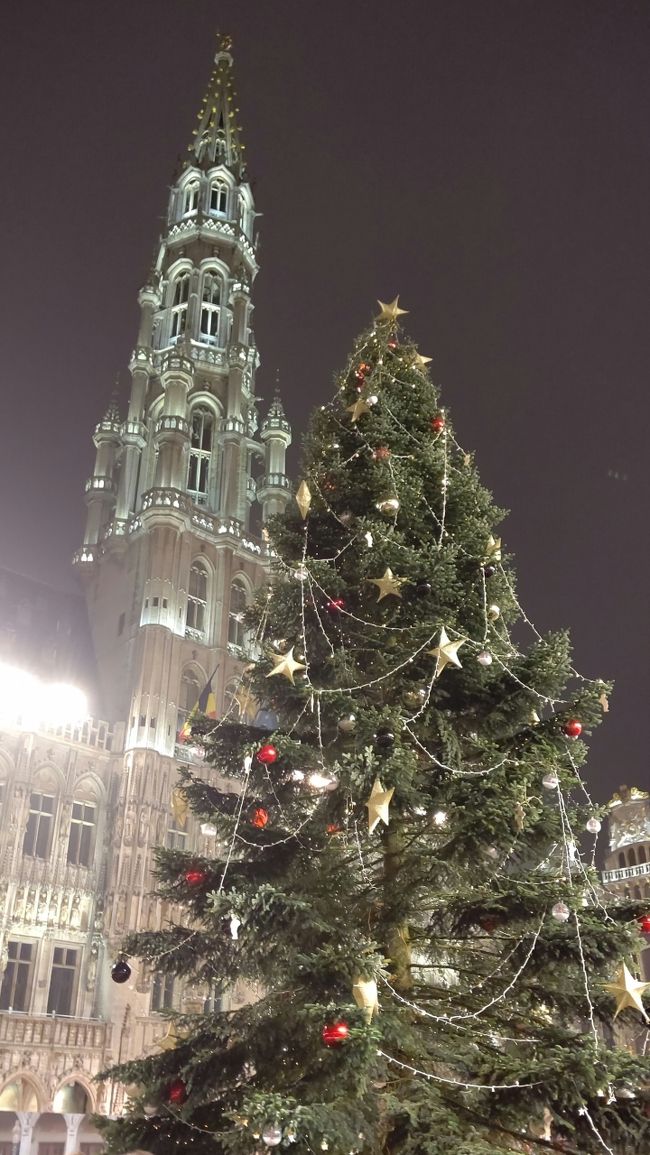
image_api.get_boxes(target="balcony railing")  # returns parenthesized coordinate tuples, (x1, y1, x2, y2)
(602, 860, 650, 884)
(257, 473, 290, 492)
(0, 1011, 110, 1051)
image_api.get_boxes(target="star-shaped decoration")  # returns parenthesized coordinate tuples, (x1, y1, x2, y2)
(428, 627, 465, 677)
(413, 352, 432, 369)
(599, 690, 610, 713)
(347, 396, 372, 423)
(352, 976, 379, 1022)
(155, 1023, 183, 1052)
(484, 535, 502, 563)
(376, 296, 408, 322)
(603, 963, 649, 1021)
(295, 480, 312, 519)
(367, 567, 404, 601)
(366, 777, 395, 833)
(266, 647, 306, 685)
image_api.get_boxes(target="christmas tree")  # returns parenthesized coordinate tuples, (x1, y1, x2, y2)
(98, 299, 650, 1155)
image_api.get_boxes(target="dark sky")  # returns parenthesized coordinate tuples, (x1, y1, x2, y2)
(1, 0, 648, 800)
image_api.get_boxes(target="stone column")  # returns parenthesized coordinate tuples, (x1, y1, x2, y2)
(15, 1112, 38, 1155)
(63, 1112, 84, 1154)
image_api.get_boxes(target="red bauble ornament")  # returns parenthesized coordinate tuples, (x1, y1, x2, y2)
(638, 914, 650, 935)
(326, 598, 345, 614)
(372, 446, 391, 461)
(250, 807, 269, 829)
(166, 1078, 188, 1105)
(355, 361, 372, 381)
(478, 916, 499, 934)
(387, 338, 398, 350)
(563, 719, 582, 740)
(184, 867, 208, 887)
(322, 1020, 350, 1046)
(431, 415, 445, 433)
(326, 823, 342, 835)
(256, 743, 278, 764)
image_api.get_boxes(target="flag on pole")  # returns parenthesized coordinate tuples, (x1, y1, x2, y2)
(178, 667, 219, 742)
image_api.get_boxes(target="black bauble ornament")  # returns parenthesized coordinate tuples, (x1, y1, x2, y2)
(483, 564, 496, 578)
(375, 728, 395, 750)
(414, 580, 432, 597)
(111, 959, 131, 984)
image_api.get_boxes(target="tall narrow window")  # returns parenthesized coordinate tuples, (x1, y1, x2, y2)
(210, 182, 227, 215)
(47, 947, 78, 1016)
(187, 410, 213, 505)
(186, 564, 208, 638)
(0, 942, 33, 1011)
(151, 971, 175, 1012)
(67, 802, 96, 867)
(170, 273, 190, 342)
(177, 669, 200, 737)
(23, 793, 55, 859)
(199, 273, 221, 345)
(228, 579, 248, 649)
(183, 180, 200, 216)
(166, 820, 188, 851)
(238, 196, 248, 237)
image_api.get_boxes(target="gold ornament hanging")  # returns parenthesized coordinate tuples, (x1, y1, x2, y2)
(367, 568, 404, 602)
(484, 535, 502, 563)
(376, 296, 408, 322)
(170, 787, 188, 828)
(352, 976, 379, 1021)
(603, 963, 649, 1021)
(347, 397, 373, 423)
(295, 480, 312, 519)
(266, 647, 306, 685)
(413, 352, 432, 368)
(428, 627, 465, 677)
(366, 777, 395, 833)
(599, 690, 610, 713)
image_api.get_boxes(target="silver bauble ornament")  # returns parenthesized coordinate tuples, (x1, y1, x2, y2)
(477, 650, 493, 666)
(542, 772, 559, 790)
(262, 1126, 283, 1147)
(487, 604, 500, 621)
(338, 713, 357, 733)
(586, 817, 601, 834)
(551, 901, 571, 923)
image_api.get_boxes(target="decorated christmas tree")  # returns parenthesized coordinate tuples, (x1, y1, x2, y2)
(98, 300, 650, 1155)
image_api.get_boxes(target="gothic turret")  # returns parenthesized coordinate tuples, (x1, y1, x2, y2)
(259, 387, 292, 519)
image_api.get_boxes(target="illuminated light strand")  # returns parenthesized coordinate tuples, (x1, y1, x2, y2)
(579, 1106, 616, 1155)
(437, 416, 448, 548)
(442, 922, 543, 1022)
(402, 722, 514, 778)
(572, 909, 600, 1046)
(312, 628, 444, 695)
(380, 966, 541, 1038)
(377, 1048, 542, 1091)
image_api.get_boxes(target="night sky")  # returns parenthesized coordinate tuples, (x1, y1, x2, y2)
(1, 0, 648, 800)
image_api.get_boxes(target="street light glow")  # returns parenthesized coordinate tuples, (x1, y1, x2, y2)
(0, 661, 88, 730)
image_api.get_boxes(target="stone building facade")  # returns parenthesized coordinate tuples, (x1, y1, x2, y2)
(0, 38, 290, 1154)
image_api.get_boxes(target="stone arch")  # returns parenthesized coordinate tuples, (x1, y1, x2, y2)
(52, 1076, 95, 1113)
(0, 1072, 46, 1111)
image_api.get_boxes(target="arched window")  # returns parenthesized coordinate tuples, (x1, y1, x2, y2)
(177, 668, 200, 736)
(199, 273, 221, 345)
(228, 579, 248, 649)
(210, 182, 227, 215)
(618, 851, 626, 868)
(186, 565, 208, 637)
(638, 846, 647, 864)
(170, 272, 190, 343)
(183, 180, 200, 216)
(187, 409, 213, 505)
(67, 798, 96, 867)
(628, 848, 637, 866)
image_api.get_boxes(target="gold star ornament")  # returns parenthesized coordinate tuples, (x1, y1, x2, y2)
(428, 627, 465, 677)
(376, 296, 408, 322)
(352, 976, 379, 1022)
(484, 535, 502, 563)
(295, 480, 312, 519)
(366, 777, 395, 833)
(413, 352, 432, 368)
(603, 963, 649, 1021)
(367, 567, 404, 602)
(347, 396, 372, 423)
(266, 647, 306, 685)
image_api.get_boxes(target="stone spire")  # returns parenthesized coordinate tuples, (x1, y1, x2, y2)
(189, 34, 246, 176)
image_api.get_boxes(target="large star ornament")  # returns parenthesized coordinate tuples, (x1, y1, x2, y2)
(266, 647, 306, 685)
(484, 535, 502, 563)
(413, 352, 432, 368)
(347, 396, 372, 423)
(428, 627, 465, 677)
(366, 777, 395, 833)
(367, 568, 404, 601)
(376, 296, 408, 322)
(603, 963, 649, 1021)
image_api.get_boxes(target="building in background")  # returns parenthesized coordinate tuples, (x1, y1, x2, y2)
(0, 36, 291, 1154)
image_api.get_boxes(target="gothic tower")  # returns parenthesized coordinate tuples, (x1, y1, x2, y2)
(0, 38, 290, 1153)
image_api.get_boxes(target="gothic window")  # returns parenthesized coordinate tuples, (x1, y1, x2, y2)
(186, 564, 208, 637)
(178, 669, 200, 735)
(170, 272, 190, 343)
(0, 941, 34, 1011)
(618, 851, 626, 868)
(199, 273, 221, 345)
(183, 180, 200, 216)
(187, 410, 213, 505)
(23, 792, 55, 859)
(228, 579, 248, 649)
(67, 801, 96, 867)
(638, 846, 647, 864)
(166, 820, 188, 851)
(238, 196, 248, 236)
(210, 182, 227, 215)
(151, 971, 175, 1012)
(47, 946, 78, 1016)
(628, 848, 637, 866)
